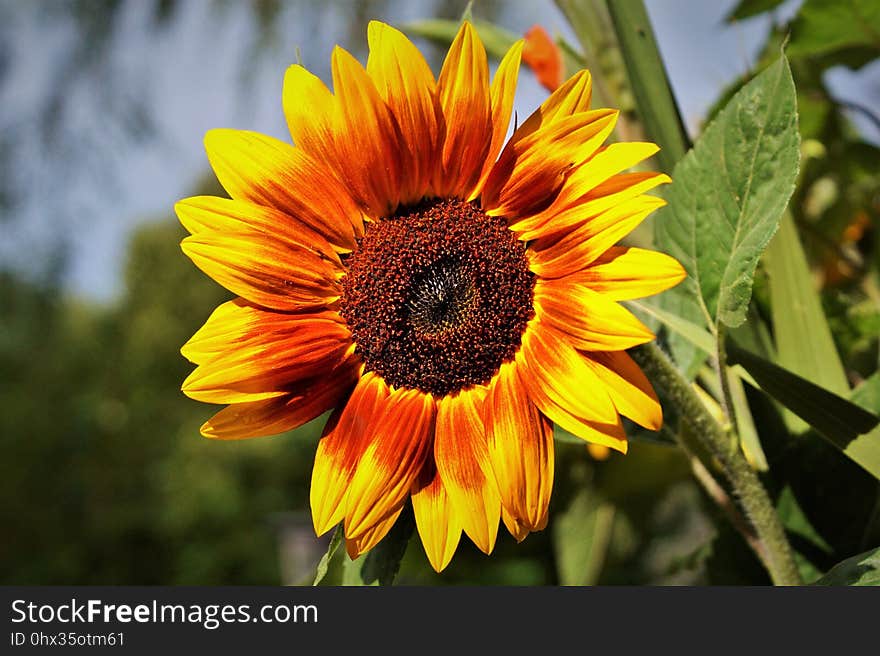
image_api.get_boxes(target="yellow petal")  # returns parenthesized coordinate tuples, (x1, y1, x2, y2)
(366, 21, 440, 204)
(511, 170, 669, 239)
(517, 320, 619, 423)
(412, 461, 463, 572)
(180, 230, 340, 312)
(434, 388, 501, 554)
(573, 246, 686, 301)
(345, 504, 403, 561)
(484, 361, 554, 533)
(514, 347, 629, 453)
(330, 46, 404, 216)
(311, 372, 389, 536)
(472, 39, 524, 199)
(482, 109, 618, 219)
(282, 64, 337, 161)
(181, 306, 352, 404)
(435, 20, 492, 198)
(501, 505, 530, 542)
(534, 278, 655, 351)
(528, 195, 667, 278)
(176, 195, 340, 265)
(199, 360, 359, 440)
(584, 350, 662, 431)
(510, 69, 593, 143)
(345, 389, 435, 538)
(203, 129, 362, 248)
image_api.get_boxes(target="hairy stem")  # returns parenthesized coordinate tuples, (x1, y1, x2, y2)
(631, 342, 802, 585)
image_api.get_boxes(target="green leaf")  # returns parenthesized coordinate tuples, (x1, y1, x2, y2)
(729, 372, 768, 471)
(654, 55, 800, 329)
(727, 343, 880, 478)
(343, 505, 415, 586)
(725, 0, 786, 22)
(765, 212, 850, 431)
(813, 546, 880, 586)
(777, 486, 833, 553)
(400, 18, 519, 61)
(787, 0, 880, 60)
(626, 298, 714, 355)
(653, 287, 710, 379)
(553, 489, 615, 586)
(844, 374, 880, 485)
(312, 525, 343, 585)
(776, 486, 831, 583)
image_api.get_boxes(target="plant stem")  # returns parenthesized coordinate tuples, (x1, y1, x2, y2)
(631, 342, 802, 585)
(605, 0, 690, 174)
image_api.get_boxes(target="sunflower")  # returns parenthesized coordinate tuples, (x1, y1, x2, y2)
(176, 20, 685, 572)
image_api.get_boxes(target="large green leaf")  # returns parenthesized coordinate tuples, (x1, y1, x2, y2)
(813, 546, 880, 586)
(654, 55, 800, 329)
(787, 0, 880, 60)
(728, 344, 880, 478)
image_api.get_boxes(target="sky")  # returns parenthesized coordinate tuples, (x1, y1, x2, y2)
(1, 0, 876, 302)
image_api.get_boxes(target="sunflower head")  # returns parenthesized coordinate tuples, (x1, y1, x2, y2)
(176, 20, 685, 573)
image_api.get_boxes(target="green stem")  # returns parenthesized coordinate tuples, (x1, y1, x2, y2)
(605, 0, 690, 173)
(631, 343, 802, 585)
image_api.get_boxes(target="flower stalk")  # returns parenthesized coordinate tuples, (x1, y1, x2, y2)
(631, 343, 802, 585)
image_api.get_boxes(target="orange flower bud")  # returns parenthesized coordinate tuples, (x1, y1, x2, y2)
(522, 25, 564, 92)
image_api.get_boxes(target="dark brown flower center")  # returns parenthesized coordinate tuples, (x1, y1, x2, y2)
(339, 198, 535, 396)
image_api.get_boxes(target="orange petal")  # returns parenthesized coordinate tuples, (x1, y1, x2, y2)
(435, 20, 492, 199)
(517, 320, 619, 424)
(484, 361, 554, 533)
(528, 195, 667, 278)
(511, 170, 669, 239)
(522, 25, 564, 92)
(345, 503, 404, 561)
(412, 459, 463, 572)
(584, 350, 662, 430)
(534, 278, 655, 351)
(311, 372, 390, 536)
(283, 51, 403, 218)
(199, 359, 359, 440)
(203, 129, 362, 249)
(472, 39, 524, 199)
(572, 246, 686, 301)
(508, 69, 592, 145)
(176, 195, 340, 265)
(181, 304, 353, 404)
(345, 388, 436, 538)
(180, 230, 340, 312)
(366, 21, 440, 204)
(329, 46, 404, 216)
(482, 109, 618, 220)
(434, 388, 501, 554)
(282, 64, 337, 159)
(514, 353, 628, 453)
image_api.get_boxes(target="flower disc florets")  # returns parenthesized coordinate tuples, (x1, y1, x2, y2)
(340, 197, 535, 396)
